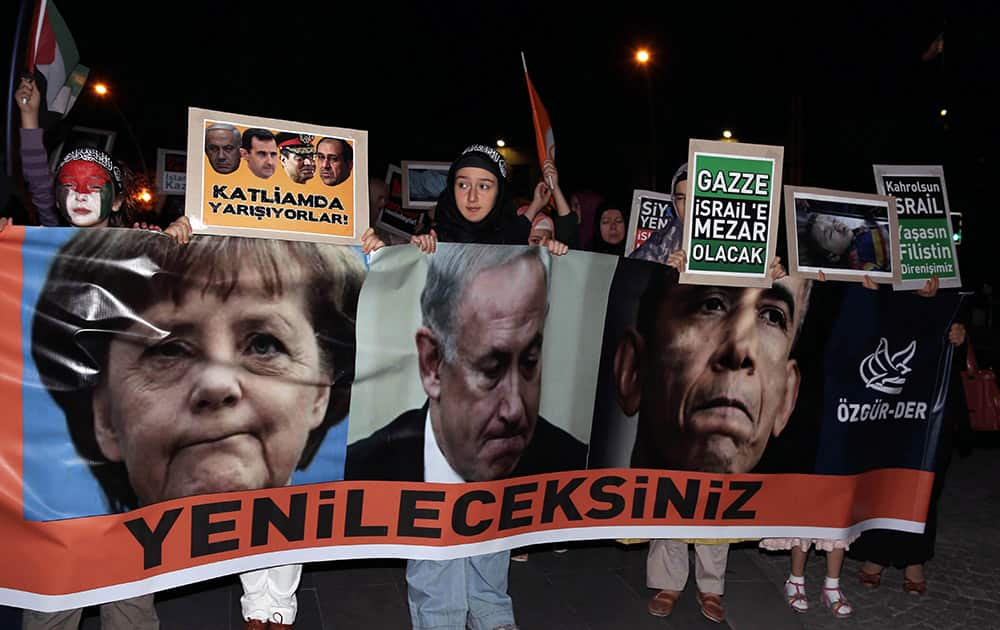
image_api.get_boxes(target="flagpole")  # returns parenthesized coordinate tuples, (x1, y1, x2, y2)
(5, 0, 33, 177)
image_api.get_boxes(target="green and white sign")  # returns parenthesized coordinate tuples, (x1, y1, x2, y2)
(681, 139, 784, 287)
(873, 165, 961, 290)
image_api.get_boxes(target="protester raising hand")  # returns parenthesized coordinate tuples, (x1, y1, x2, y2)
(14, 76, 41, 129)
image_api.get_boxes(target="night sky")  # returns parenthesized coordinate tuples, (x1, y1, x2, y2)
(2, 1, 997, 286)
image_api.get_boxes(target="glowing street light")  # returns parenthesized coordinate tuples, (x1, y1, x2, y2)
(722, 129, 733, 139)
(496, 139, 506, 148)
(939, 108, 948, 117)
(90, 80, 148, 179)
(636, 49, 650, 64)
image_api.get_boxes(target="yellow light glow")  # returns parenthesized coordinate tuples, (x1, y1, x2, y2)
(636, 49, 650, 64)
(939, 108, 948, 117)
(93, 83, 109, 96)
(722, 129, 733, 139)
(496, 139, 506, 148)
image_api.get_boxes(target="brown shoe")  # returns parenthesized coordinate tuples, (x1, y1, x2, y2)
(244, 620, 267, 630)
(697, 591, 726, 624)
(647, 589, 681, 617)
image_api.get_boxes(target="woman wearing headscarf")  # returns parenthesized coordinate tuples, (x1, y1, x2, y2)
(590, 201, 629, 256)
(412, 145, 568, 255)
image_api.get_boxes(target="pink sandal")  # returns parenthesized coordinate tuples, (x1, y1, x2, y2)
(784, 579, 809, 613)
(821, 586, 853, 618)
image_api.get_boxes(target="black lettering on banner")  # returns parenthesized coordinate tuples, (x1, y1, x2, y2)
(499, 482, 538, 531)
(230, 187, 246, 201)
(316, 489, 335, 539)
(704, 480, 724, 519)
(540, 477, 585, 524)
(212, 185, 229, 199)
(344, 489, 389, 537)
(585, 476, 626, 520)
(722, 481, 762, 520)
(452, 490, 496, 536)
(398, 490, 445, 538)
(632, 475, 649, 519)
(652, 477, 699, 519)
(124, 508, 182, 570)
(191, 500, 241, 558)
(250, 494, 308, 547)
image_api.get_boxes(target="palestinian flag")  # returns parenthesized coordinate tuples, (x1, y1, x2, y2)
(27, 0, 89, 117)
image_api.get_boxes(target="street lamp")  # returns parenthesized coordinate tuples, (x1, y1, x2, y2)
(91, 81, 149, 179)
(496, 139, 506, 148)
(635, 47, 656, 190)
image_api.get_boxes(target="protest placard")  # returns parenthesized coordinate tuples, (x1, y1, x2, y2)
(873, 165, 961, 290)
(681, 139, 783, 287)
(184, 107, 368, 245)
(625, 189, 676, 256)
(785, 186, 901, 284)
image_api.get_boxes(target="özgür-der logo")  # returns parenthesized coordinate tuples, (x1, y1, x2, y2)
(859, 338, 916, 395)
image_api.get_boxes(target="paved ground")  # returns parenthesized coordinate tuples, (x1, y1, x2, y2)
(3, 439, 996, 629)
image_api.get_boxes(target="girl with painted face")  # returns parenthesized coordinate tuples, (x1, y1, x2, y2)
(12, 77, 192, 244)
(54, 148, 127, 228)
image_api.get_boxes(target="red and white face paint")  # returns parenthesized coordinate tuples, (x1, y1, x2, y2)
(56, 160, 116, 227)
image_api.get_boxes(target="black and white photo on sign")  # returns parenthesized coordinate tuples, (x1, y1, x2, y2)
(401, 161, 450, 208)
(784, 186, 901, 284)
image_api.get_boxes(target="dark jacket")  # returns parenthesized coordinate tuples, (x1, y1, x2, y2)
(345, 403, 588, 481)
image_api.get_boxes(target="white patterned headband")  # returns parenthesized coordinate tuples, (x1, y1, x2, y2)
(462, 144, 508, 178)
(58, 148, 124, 190)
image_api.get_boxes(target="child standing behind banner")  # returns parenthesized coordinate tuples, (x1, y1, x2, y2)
(759, 538, 855, 617)
(14, 77, 192, 630)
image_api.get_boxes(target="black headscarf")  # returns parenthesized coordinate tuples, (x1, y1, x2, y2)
(431, 144, 517, 244)
(591, 202, 629, 256)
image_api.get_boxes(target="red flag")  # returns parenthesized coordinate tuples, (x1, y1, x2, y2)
(522, 53, 556, 170)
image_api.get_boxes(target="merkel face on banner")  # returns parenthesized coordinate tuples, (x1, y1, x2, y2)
(0, 228, 959, 611)
(185, 107, 369, 245)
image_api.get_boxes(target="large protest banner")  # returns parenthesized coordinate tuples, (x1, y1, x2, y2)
(624, 189, 676, 256)
(682, 139, 783, 287)
(873, 165, 961, 290)
(185, 107, 368, 245)
(0, 227, 958, 611)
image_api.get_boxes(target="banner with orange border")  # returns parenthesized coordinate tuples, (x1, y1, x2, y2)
(0, 227, 959, 611)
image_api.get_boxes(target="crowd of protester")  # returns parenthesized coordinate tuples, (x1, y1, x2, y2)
(0, 74, 977, 630)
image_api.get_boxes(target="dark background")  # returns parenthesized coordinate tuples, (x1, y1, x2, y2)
(2, 1, 997, 289)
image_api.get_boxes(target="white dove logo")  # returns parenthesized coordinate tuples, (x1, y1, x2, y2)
(859, 338, 917, 395)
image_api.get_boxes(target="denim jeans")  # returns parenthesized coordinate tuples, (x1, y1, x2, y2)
(406, 551, 515, 630)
